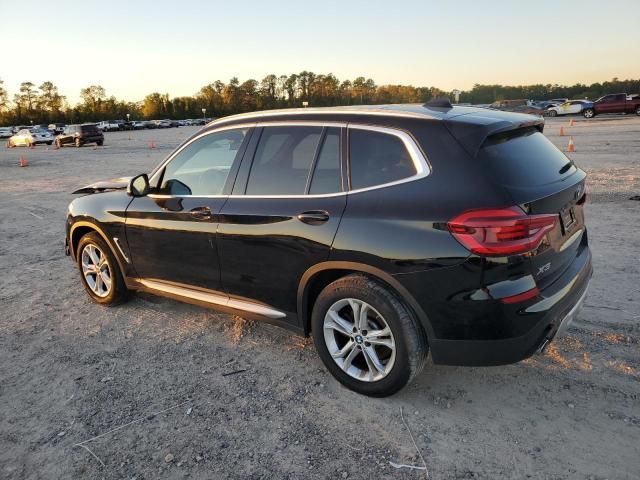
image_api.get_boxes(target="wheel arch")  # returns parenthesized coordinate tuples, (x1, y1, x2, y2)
(69, 221, 127, 276)
(297, 261, 434, 340)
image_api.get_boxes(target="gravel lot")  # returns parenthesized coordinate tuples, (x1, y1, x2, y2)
(0, 116, 638, 480)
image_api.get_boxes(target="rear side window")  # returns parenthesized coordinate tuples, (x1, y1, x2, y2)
(349, 129, 416, 190)
(479, 127, 577, 187)
(246, 126, 322, 195)
(81, 125, 99, 134)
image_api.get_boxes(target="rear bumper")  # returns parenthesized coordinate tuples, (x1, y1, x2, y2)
(429, 248, 592, 366)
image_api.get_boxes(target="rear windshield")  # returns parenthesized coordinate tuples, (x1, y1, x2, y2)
(81, 125, 99, 133)
(478, 127, 577, 187)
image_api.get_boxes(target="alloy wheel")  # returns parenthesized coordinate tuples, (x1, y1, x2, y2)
(81, 244, 112, 297)
(323, 298, 396, 382)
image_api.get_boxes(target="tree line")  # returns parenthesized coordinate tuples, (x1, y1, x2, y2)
(1, 73, 639, 126)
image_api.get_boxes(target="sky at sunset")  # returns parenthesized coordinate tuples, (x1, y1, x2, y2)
(2, 0, 639, 104)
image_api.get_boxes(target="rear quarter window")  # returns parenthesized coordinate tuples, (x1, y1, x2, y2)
(478, 127, 577, 187)
(348, 129, 416, 190)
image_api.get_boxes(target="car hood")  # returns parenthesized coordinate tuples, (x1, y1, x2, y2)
(72, 177, 131, 194)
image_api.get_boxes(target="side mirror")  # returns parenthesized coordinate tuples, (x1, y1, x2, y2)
(127, 173, 150, 197)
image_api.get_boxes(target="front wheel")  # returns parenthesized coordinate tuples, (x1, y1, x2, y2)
(583, 108, 595, 119)
(547, 109, 557, 117)
(75, 138, 81, 147)
(76, 232, 129, 305)
(311, 274, 428, 397)
(97, 140, 103, 146)
(55, 139, 62, 148)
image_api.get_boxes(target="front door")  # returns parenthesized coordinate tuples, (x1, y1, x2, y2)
(217, 125, 347, 323)
(125, 127, 251, 291)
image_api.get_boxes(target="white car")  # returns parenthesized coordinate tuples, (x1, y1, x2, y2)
(0, 127, 14, 138)
(6, 128, 54, 147)
(547, 100, 592, 117)
(98, 121, 121, 132)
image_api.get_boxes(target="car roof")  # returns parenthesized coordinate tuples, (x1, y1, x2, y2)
(203, 103, 544, 157)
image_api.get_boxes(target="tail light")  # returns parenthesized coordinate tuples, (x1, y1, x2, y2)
(448, 207, 558, 256)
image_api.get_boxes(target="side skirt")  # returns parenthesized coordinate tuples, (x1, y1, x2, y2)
(130, 278, 303, 334)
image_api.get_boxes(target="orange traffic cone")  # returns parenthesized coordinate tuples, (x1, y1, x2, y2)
(569, 119, 575, 127)
(19, 156, 28, 167)
(566, 136, 576, 152)
(559, 126, 564, 136)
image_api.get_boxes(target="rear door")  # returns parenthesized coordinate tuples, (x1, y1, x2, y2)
(217, 124, 347, 322)
(125, 127, 251, 291)
(478, 127, 587, 287)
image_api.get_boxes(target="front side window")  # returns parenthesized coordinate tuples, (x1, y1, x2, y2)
(246, 126, 322, 195)
(159, 128, 248, 196)
(348, 129, 417, 190)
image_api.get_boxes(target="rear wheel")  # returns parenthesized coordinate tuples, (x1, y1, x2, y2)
(6, 140, 12, 148)
(547, 109, 557, 117)
(311, 274, 428, 397)
(583, 108, 595, 119)
(76, 232, 129, 305)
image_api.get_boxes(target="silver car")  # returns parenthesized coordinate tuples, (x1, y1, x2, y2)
(6, 128, 54, 147)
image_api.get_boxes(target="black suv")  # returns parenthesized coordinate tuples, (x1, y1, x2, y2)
(55, 124, 104, 148)
(65, 102, 592, 396)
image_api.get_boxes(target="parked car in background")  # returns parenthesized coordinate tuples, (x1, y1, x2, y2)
(583, 93, 640, 118)
(49, 123, 66, 134)
(0, 127, 14, 138)
(98, 120, 121, 132)
(153, 120, 172, 128)
(64, 102, 592, 396)
(132, 121, 147, 130)
(547, 100, 593, 117)
(6, 128, 54, 147)
(55, 124, 104, 147)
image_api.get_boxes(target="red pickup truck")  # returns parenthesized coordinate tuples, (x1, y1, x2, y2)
(583, 93, 640, 118)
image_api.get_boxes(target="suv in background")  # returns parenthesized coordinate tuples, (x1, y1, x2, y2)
(55, 124, 104, 147)
(0, 127, 13, 138)
(65, 102, 592, 396)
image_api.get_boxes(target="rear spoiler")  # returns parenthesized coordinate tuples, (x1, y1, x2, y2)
(444, 116, 544, 158)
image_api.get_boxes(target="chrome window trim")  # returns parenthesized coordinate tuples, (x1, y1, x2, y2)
(147, 121, 430, 200)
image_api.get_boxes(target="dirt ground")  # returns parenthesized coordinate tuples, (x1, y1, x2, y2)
(0, 115, 638, 480)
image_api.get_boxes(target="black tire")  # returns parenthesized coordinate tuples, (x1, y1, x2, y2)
(6, 140, 12, 148)
(76, 232, 129, 306)
(47, 141, 53, 145)
(636, 106, 640, 116)
(548, 109, 557, 117)
(55, 139, 62, 148)
(311, 274, 428, 397)
(97, 140, 103, 146)
(75, 138, 81, 147)
(583, 108, 595, 119)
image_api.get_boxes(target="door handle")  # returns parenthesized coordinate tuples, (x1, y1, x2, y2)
(190, 206, 212, 220)
(297, 210, 330, 225)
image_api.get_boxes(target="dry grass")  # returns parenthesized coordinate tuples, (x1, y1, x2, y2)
(224, 315, 254, 343)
